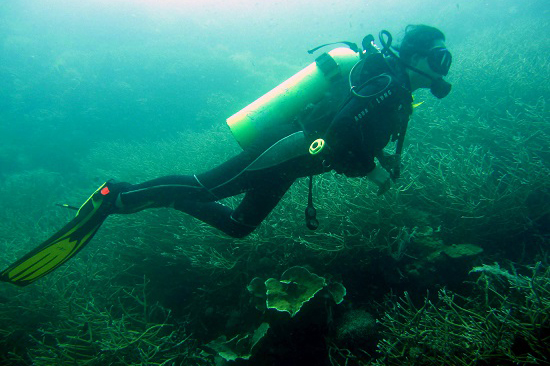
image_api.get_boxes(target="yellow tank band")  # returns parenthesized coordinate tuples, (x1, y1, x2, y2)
(309, 139, 325, 155)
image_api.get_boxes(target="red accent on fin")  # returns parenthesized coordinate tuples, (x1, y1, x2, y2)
(100, 186, 110, 195)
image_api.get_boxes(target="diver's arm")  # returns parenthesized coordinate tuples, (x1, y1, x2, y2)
(324, 117, 374, 177)
(365, 164, 391, 195)
(356, 125, 392, 194)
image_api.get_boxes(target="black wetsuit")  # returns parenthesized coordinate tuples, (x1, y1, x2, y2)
(117, 57, 413, 237)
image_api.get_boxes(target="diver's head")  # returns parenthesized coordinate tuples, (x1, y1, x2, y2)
(396, 25, 452, 98)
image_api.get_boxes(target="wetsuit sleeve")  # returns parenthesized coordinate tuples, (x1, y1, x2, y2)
(325, 80, 410, 177)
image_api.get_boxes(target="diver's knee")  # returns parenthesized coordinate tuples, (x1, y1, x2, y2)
(228, 213, 258, 238)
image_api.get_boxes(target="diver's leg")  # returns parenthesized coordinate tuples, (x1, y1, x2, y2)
(113, 151, 256, 213)
(170, 145, 326, 237)
(115, 125, 313, 212)
(114, 175, 213, 213)
(173, 177, 294, 238)
(116, 157, 296, 238)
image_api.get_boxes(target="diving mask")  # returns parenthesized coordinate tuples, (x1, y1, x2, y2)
(425, 47, 452, 76)
(417, 46, 452, 98)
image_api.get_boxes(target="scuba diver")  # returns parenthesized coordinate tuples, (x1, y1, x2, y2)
(1, 24, 452, 286)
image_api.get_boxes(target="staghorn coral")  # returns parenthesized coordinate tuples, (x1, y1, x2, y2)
(373, 261, 550, 365)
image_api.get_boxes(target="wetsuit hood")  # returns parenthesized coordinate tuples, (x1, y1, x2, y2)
(378, 30, 452, 99)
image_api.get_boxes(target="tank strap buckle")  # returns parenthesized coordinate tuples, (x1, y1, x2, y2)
(315, 53, 341, 83)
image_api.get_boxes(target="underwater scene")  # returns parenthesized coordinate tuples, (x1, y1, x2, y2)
(0, 0, 548, 365)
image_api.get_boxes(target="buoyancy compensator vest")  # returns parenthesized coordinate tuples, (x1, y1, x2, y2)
(308, 34, 413, 180)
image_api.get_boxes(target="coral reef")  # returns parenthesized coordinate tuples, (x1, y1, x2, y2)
(0, 14, 548, 366)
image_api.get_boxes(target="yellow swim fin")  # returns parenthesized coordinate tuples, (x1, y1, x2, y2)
(0, 181, 121, 287)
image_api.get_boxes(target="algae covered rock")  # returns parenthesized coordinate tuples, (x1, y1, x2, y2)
(259, 266, 346, 317)
(247, 277, 267, 297)
(265, 266, 326, 317)
(205, 322, 270, 361)
(336, 309, 377, 347)
(247, 277, 267, 311)
(327, 281, 347, 305)
(442, 244, 483, 259)
(412, 226, 446, 255)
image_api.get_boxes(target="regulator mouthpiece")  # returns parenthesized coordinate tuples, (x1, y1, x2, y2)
(430, 78, 452, 99)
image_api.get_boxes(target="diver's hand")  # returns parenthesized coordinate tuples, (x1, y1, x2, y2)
(376, 152, 400, 172)
(366, 165, 391, 195)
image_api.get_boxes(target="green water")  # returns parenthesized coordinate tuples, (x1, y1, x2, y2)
(0, 0, 548, 364)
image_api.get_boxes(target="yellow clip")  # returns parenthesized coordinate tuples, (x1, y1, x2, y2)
(309, 139, 325, 155)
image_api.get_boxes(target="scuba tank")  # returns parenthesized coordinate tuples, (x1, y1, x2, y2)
(226, 47, 361, 150)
